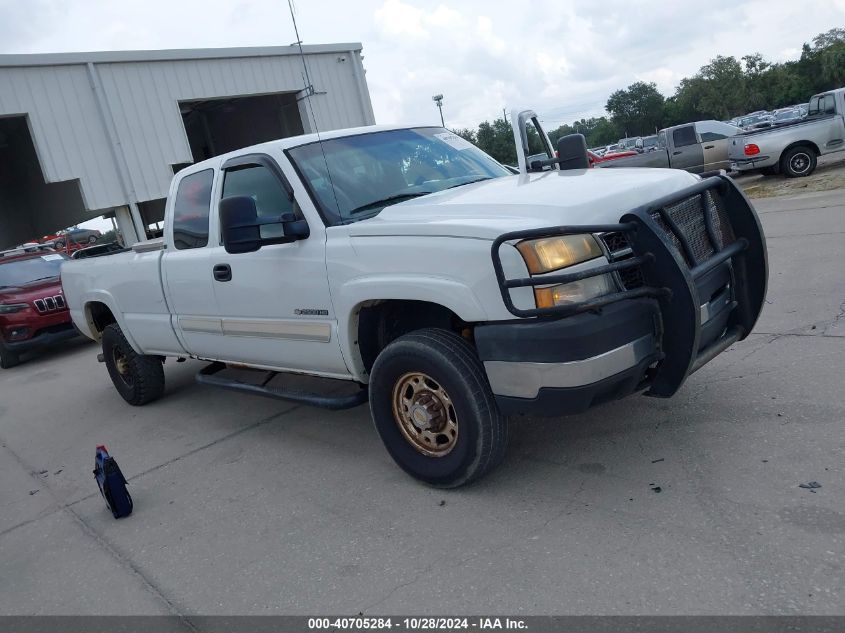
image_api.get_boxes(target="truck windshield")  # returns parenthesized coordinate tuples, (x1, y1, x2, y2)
(287, 127, 509, 224)
(0, 254, 67, 288)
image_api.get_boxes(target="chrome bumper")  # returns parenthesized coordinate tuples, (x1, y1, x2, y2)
(483, 334, 655, 399)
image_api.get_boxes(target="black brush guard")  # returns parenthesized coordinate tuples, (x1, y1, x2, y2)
(491, 175, 768, 397)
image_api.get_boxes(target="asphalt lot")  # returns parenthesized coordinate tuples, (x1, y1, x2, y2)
(1, 187, 844, 616)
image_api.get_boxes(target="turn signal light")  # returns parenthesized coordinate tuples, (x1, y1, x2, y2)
(744, 144, 760, 156)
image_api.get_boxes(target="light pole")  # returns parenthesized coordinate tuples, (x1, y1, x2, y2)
(432, 94, 444, 127)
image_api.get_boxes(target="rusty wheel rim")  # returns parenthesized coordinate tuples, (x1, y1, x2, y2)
(392, 372, 459, 457)
(112, 347, 133, 386)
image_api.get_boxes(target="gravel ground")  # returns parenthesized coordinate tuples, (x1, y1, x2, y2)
(735, 153, 845, 199)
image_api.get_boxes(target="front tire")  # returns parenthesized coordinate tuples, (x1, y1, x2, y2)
(0, 342, 20, 369)
(369, 328, 507, 488)
(102, 324, 164, 405)
(781, 146, 816, 178)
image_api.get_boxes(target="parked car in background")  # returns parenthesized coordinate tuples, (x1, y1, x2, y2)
(597, 120, 742, 173)
(641, 135, 658, 152)
(730, 87, 845, 177)
(0, 250, 78, 368)
(588, 149, 638, 165)
(604, 143, 621, 154)
(61, 228, 102, 246)
(618, 137, 641, 151)
(772, 108, 802, 125)
(739, 113, 774, 131)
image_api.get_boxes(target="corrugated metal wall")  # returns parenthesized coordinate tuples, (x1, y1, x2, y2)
(0, 65, 125, 210)
(0, 46, 375, 217)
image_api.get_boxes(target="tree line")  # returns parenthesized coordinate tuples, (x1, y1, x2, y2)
(454, 28, 845, 165)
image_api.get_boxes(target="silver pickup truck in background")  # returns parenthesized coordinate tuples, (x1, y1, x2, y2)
(729, 87, 845, 177)
(598, 120, 742, 174)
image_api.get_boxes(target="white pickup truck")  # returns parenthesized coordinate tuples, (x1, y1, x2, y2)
(729, 87, 845, 177)
(62, 111, 768, 487)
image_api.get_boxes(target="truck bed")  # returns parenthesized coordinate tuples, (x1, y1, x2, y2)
(61, 244, 183, 355)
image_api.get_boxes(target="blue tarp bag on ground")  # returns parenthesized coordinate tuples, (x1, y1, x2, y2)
(93, 445, 133, 518)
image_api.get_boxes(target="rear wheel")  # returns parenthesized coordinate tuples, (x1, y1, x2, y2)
(88, 235, 97, 243)
(369, 328, 507, 488)
(781, 146, 816, 178)
(102, 324, 164, 405)
(0, 343, 20, 369)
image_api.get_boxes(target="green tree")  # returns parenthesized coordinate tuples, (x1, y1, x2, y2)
(605, 82, 665, 137)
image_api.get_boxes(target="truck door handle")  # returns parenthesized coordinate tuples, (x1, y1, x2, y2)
(704, 145, 715, 149)
(672, 150, 682, 155)
(213, 264, 232, 282)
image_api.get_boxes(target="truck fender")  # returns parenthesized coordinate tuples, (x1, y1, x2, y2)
(79, 291, 143, 354)
(334, 275, 489, 380)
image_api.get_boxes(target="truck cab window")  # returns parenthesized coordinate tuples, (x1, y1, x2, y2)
(823, 94, 835, 115)
(672, 126, 697, 148)
(221, 164, 293, 219)
(657, 131, 667, 149)
(172, 169, 214, 250)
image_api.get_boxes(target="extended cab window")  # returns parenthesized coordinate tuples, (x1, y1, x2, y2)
(672, 125, 698, 148)
(172, 169, 214, 250)
(222, 164, 293, 219)
(696, 121, 740, 142)
(823, 94, 836, 114)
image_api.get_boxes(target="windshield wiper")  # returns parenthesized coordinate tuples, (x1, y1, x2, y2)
(349, 192, 433, 215)
(443, 176, 493, 189)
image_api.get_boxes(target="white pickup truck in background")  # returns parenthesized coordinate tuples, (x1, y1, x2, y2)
(62, 111, 768, 487)
(729, 87, 845, 177)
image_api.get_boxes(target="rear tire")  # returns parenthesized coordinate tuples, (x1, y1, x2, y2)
(0, 343, 20, 369)
(781, 146, 816, 178)
(102, 324, 164, 405)
(88, 235, 97, 243)
(369, 328, 507, 488)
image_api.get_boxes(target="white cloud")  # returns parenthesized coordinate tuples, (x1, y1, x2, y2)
(1, 0, 843, 130)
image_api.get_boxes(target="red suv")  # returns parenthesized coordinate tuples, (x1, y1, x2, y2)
(0, 251, 78, 368)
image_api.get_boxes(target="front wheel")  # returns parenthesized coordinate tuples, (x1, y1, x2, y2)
(102, 324, 165, 405)
(369, 328, 507, 488)
(781, 146, 816, 178)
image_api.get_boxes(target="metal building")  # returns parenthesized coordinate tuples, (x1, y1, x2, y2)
(0, 44, 375, 248)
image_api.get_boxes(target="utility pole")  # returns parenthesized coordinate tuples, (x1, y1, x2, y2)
(432, 94, 444, 127)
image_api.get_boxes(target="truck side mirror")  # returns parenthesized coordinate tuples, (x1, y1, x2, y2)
(220, 196, 309, 255)
(556, 134, 589, 171)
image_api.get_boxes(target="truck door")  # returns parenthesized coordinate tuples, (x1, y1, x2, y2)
(668, 124, 705, 172)
(696, 121, 738, 172)
(161, 167, 224, 360)
(205, 153, 348, 377)
(510, 109, 556, 174)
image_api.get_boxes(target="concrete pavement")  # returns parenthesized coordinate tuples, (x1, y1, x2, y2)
(1, 189, 843, 615)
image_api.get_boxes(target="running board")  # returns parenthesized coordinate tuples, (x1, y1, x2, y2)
(195, 362, 368, 410)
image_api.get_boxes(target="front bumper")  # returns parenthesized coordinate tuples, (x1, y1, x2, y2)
(3, 322, 78, 352)
(730, 156, 774, 171)
(485, 175, 768, 416)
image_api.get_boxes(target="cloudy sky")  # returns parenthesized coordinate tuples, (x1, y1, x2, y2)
(2, 0, 844, 131)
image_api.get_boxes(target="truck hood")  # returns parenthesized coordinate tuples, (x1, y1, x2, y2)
(346, 167, 699, 240)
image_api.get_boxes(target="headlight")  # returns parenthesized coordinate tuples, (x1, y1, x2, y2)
(0, 303, 29, 314)
(516, 234, 602, 274)
(534, 274, 616, 308)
